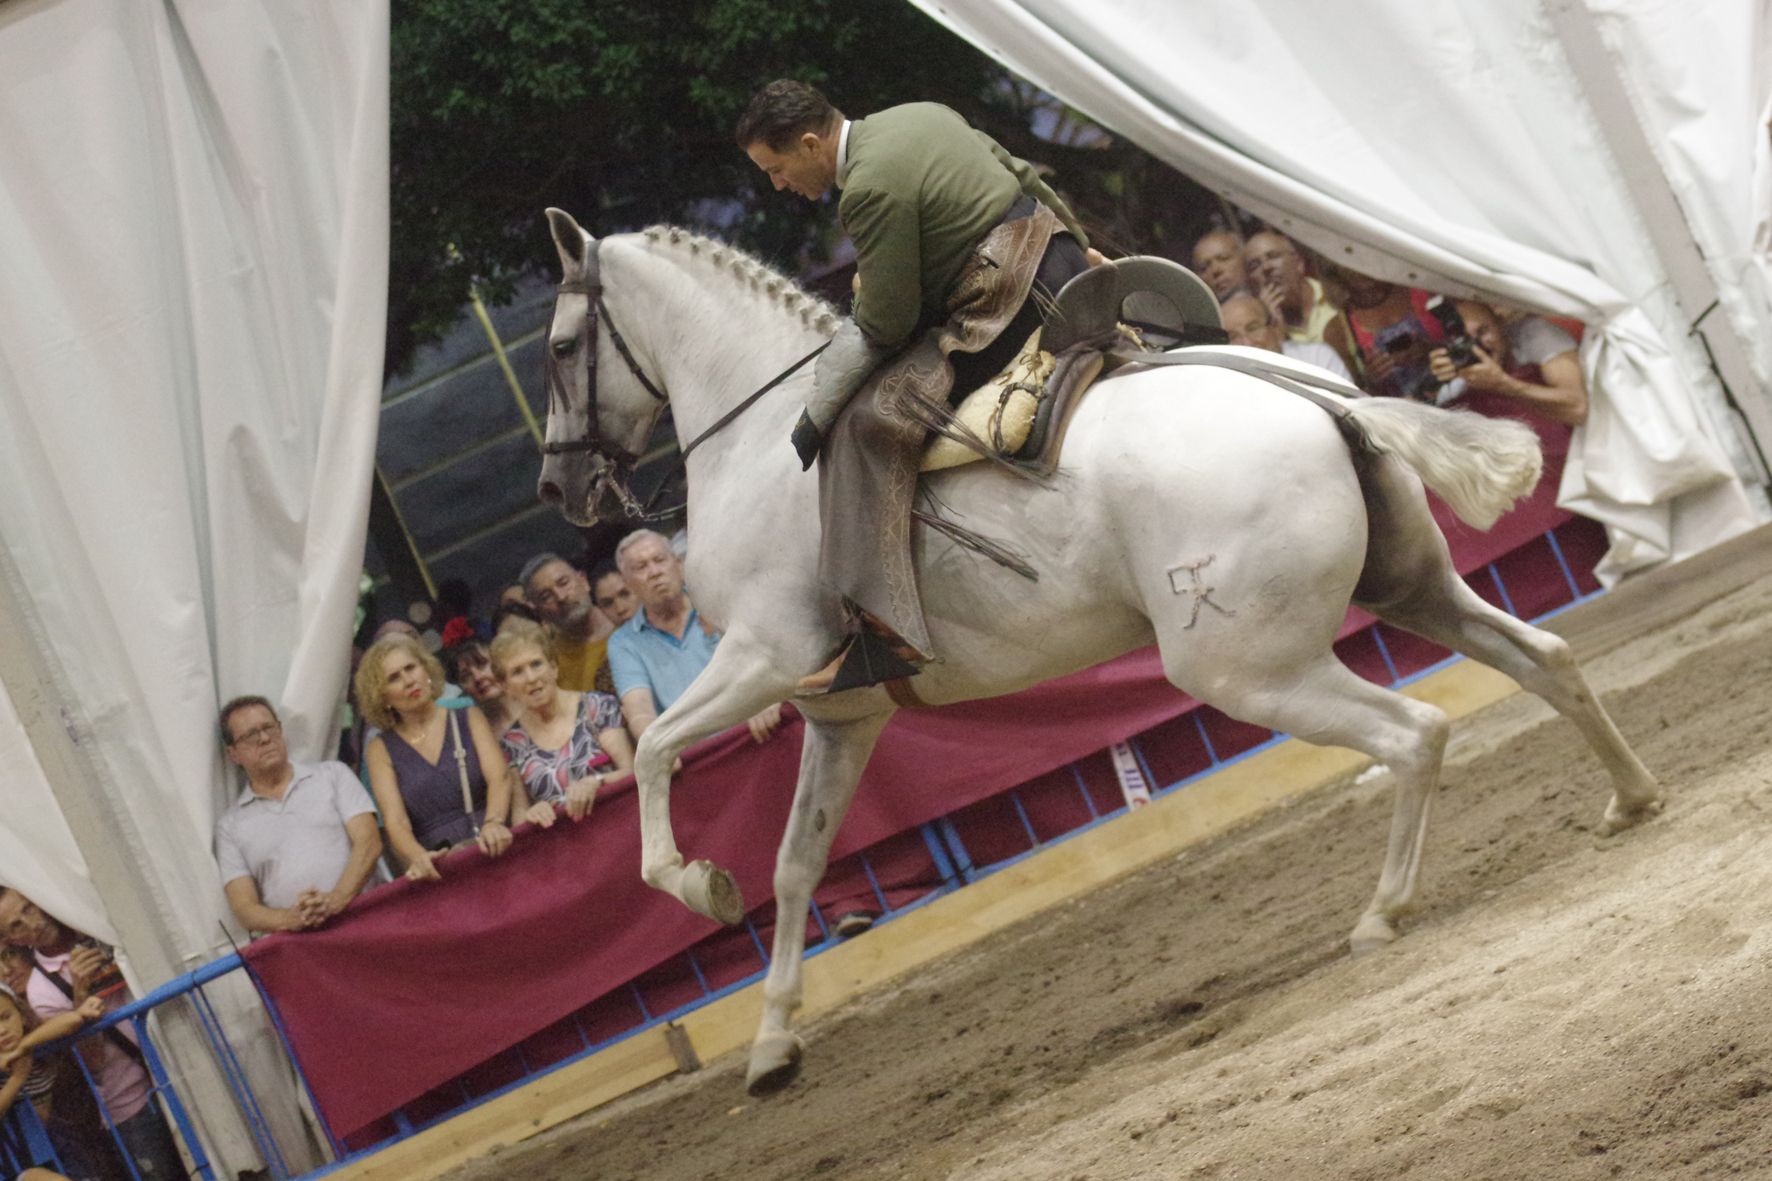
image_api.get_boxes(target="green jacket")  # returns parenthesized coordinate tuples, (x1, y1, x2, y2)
(837, 103, 1089, 348)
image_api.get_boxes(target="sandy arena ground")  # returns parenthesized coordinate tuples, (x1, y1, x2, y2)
(449, 572, 1772, 1181)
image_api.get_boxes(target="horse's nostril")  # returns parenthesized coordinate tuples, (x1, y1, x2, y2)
(538, 481, 564, 505)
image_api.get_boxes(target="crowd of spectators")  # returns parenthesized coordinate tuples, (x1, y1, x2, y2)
(202, 527, 803, 946)
(1184, 222, 1589, 438)
(0, 517, 809, 1173)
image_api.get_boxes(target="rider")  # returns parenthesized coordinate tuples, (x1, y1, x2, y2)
(736, 80, 1097, 693)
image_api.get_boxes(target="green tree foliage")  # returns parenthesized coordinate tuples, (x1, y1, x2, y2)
(389, 0, 994, 374)
(388, 0, 1220, 376)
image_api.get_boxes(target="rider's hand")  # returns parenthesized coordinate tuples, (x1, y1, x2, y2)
(1085, 248, 1107, 268)
(523, 800, 558, 830)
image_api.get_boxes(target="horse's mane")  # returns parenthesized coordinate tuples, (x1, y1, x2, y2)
(639, 225, 841, 336)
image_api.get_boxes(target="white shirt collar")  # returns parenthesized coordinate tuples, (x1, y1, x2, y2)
(836, 119, 854, 184)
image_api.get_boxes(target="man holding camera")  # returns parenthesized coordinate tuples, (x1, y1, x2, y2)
(0, 887, 189, 1179)
(1427, 300, 1588, 427)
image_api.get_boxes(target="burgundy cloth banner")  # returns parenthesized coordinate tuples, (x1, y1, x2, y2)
(244, 468, 1579, 1140)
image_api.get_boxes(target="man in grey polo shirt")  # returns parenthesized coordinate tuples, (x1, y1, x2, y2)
(213, 696, 383, 935)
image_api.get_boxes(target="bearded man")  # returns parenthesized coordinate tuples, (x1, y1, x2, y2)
(736, 80, 1096, 692)
(521, 552, 615, 692)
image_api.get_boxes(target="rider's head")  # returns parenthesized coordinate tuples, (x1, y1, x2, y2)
(736, 80, 844, 202)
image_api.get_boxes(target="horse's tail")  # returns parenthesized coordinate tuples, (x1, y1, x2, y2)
(1341, 398, 1543, 530)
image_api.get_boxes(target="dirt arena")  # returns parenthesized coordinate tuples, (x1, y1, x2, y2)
(449, 567, 1772, 1181)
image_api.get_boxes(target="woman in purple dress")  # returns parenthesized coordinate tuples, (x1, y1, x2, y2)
(490, 620, 634, 827)
(357, 633, 515, 881)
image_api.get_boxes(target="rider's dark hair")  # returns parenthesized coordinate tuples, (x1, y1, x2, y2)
(734, 80, 842, 151)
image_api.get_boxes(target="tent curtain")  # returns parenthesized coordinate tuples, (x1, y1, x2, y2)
(905, 0, 1771, 582)
(0, 0, 389, 1170)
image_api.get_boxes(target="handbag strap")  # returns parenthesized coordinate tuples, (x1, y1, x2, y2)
(448, 709, 478, 836)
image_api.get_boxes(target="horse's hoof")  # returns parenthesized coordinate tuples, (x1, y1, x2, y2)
(745, 1032, 804, 1096)
(1348, 913, 1397, 957)
(683, 860, 745, 926)
(1599, 793, 1664, 836)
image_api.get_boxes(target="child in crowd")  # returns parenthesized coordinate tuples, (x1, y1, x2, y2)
(0, 967, 92, 1180)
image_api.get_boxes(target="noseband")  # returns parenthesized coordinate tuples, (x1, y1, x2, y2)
(542, 239, 667, 467)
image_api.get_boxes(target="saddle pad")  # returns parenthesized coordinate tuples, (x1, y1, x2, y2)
(922, 328, 1053, 472)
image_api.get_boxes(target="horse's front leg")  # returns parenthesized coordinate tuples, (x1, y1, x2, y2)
(633, 630, 792, 924)
(747, 704, 894, 1096)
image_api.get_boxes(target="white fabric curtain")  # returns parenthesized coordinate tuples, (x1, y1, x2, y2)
(0, 0, 388, 1170)
(1592, 0, 1772, 390)
(906, 0, 1772, 581)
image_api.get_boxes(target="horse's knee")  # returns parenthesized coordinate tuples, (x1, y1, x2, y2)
(1393, 699, 1449, 767)
(633, 733, 673, 778)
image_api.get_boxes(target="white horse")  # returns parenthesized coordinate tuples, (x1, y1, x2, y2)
(538, 209, 1661, 1095)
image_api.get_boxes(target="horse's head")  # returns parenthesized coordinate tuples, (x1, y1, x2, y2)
(539, 207, 670, 527)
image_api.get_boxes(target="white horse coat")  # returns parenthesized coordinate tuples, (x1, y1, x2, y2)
(538, 212, 1661, 1094)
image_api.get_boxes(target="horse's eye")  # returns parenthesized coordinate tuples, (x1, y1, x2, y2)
(551, 338, 576, 358)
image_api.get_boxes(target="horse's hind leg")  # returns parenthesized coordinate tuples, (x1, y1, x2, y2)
(1354, 452, 1661, 832)
(746, 705, 893, 1096)
(1371, 573, 1662, 833)
(1171, 644, 1451, 954)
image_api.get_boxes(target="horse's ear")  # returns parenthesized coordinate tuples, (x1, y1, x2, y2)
(546, 207, 593, 274)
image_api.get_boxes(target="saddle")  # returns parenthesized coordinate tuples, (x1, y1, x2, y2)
(920, 256, 1226, 475)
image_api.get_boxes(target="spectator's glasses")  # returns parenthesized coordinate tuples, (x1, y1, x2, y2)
(229, 721, 282, 747)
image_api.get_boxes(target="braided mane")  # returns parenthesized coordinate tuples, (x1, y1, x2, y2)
(640, 225, 841, 337)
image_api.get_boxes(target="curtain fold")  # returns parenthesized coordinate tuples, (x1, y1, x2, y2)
(0, 0, 388, 1170)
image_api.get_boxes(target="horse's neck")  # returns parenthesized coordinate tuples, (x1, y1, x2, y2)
(606, 240, 828, 459)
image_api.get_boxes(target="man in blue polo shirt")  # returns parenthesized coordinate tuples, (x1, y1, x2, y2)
(606, 530, 783, 744)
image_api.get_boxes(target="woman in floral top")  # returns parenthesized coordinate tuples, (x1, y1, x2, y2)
(491, 620, 634, 826)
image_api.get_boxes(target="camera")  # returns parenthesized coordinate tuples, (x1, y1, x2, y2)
(1425, 295, 1479, 369)
(75, 939, 128, 1000)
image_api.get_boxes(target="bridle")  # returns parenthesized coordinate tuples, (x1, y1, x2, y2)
(541, 235, 826, 521)
(542, 239, 667, 469)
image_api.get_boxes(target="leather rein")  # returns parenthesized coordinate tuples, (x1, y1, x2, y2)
(542, 238, 825, 521)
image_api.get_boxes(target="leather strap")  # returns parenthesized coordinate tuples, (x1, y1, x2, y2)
(449, 709, 478, 837)
(1108, 346, 1377, 452)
